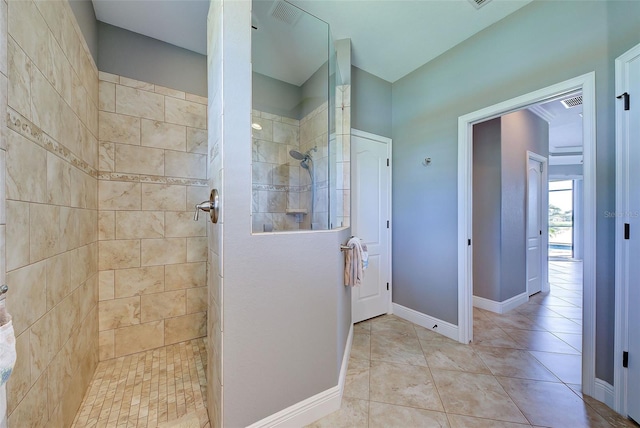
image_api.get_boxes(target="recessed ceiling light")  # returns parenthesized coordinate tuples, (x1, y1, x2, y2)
(251, 123, 262, 130)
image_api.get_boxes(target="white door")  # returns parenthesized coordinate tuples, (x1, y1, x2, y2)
(351, 131, 391, 323)
(527, 155, 545, 296)
(619, 46, 640, 424)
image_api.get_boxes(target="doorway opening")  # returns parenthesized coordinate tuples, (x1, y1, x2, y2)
(458, 73, 596, 397)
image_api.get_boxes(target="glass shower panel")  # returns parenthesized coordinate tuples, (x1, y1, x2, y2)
(251, 0, 330, 233)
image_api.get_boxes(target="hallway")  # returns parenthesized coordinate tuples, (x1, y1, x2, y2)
(309, 264, 633, 427)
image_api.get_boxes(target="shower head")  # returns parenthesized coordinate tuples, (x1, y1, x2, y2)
(289, 150, 306, 160)
(300, 159, 310, 170)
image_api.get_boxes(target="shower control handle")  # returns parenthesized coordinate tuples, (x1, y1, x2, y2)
(194, 189, 219, 223)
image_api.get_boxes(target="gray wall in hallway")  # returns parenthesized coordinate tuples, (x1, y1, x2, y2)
(500, 109, 549, 301)
(69, 0, 98, 63)
(473, 118, 502, 302)
(351, 66, 392, 138)
(98, 22, 207, 96)
(391, 0, 640, 383)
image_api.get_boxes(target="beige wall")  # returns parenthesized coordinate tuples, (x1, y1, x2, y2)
(97, 72, 209, 360)
(5, 0, 100, 425)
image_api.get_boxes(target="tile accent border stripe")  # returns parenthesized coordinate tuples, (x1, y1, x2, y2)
(98, 172, 207, 186)
(8, 107, 98, 177)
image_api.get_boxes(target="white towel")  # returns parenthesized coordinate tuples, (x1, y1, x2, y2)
(344, 237, 367, 286)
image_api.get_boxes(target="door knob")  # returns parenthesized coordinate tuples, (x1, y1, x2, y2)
(194, 189, 219, 223)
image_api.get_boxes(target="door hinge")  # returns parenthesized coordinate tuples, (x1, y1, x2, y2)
(617, 92, 630, 111)
(623, 351, 629, 368)
(387, 158, 389, 167)
(468, 239, 471, 246)
(625, 223, 630, 240)
(540, 163, 544, 173)
(386, 220, 389, 228)
(386, 282, 389, 291)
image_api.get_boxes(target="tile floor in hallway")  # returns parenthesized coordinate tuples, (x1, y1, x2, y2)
(72, 339, 209, 428)
(309, 261, 636, 428)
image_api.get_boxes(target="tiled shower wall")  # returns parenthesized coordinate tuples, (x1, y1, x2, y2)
(97, 72, 209, 360)
(5, 0, 100, 425)
(251, 110, 304, 232)
(251, 85, 351, 232)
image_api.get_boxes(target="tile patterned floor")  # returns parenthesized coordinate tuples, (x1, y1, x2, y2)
(72, 339, 209, 428)
(308, 261, 637, 428)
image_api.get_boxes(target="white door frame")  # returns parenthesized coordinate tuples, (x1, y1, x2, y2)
(351, 128, 393, 318)
(526, 151, 549, 296)
(614, 42, 640, 416)
(457, 72, 597, 396)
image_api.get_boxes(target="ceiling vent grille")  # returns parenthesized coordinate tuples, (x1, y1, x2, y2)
(561, 95, 583, 108)
(468, 0, 493, 9)
(269, 1, 302, 26)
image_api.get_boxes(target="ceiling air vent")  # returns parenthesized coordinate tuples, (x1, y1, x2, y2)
(561, 95, 583, 108)
(269, 0, 302, 26)
(468, 0, 493, 9)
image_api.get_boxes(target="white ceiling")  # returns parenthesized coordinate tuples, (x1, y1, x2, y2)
(92, 0, 533, 84)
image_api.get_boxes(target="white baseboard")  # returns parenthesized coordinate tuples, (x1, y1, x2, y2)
(247, 324, 353, 428)
(594, 378, 615, 410)
(392, 303, 459, 342)
(473, 292, 528, 314)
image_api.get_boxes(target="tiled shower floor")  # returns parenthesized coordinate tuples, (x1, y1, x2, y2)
(71, 339, 209, 427)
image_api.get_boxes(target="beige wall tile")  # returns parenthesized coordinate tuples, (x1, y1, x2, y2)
(30, 203, 60, 263)
(7, 367, 48, 428)
(114, 320, 164, 357)
(165, 151, 206, 179)
(98, 210, 115, 240)
(99, 111, 140, 145)
(6, 200, 30, 271)
(141, 183, 186, 211)
(165, 312, 206, 345)
(31, 67, 66, 145)
(141, 119, 186, 151)
(98, 142, 115, 172)
(46, 251, 71, 310)
(140, 290, 186, 323)
(165, 262, 206, 291)
(99, 330, 114, 360)
(186, 127, 207, 154)
(98, 71, 118, 83)
(115, 210, 164, 239)
(115, 84, 164, 121)
(98, 239, 140, 270)
(165, 211, 206, 238)
(29, 311, 52, 383)
(46, 153, 71, 206)
(98, 296, 140, 330)
(165, 97, 206, 129)
(186, 237, 207, 263)
(154, 85, 185, 99)
(69, 167, 94, 209)
(114, 266, 164, 298)
(99, 270, 114, 301)
(98, 80, 115, 112)
(118, 76, 154, 91)
(186, 186, 209, 209)
(7, 330, 31, 415)
(6, 260, 47, 336)
(185, 93, 207, 105)
(8, 38, 31, 119)
(187, 287, 207, 314)
(7, 129, 47, 203)
(141, 238, 186, 266)
(115, 144, 164, 176)
(98, 181, 141, 210)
